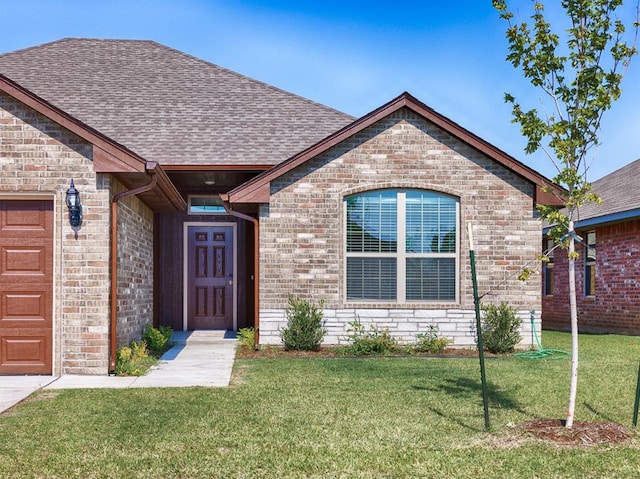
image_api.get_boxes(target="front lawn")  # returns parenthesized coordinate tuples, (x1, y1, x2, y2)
(1, 331, 639, 478)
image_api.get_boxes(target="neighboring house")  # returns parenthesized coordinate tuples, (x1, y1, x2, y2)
(0, 38, 562, 376)
(542, 159, 640, 334)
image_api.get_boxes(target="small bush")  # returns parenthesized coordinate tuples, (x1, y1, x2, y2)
(238, 327, 256, 350)
(159, 325, 173, 342)
(411, 326, 451, 354)
(280, 296, 326, 351)
(340, 318, 399, 355)
(115, 340, 156, 376)
(143, 324, 173, 353)
(481, 302, 522, 353)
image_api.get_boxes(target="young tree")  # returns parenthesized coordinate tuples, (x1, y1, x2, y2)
(493, 0, 638, 428)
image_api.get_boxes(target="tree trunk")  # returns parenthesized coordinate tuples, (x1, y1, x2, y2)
(566, 220, 578, 428)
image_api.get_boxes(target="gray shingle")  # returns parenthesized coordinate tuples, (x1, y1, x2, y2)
(577, 158, 640, 221)
(0, 38, 354, 166)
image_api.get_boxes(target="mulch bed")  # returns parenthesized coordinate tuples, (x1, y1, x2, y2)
(519, 418, 634, 446)
(236, 346, 495, 359)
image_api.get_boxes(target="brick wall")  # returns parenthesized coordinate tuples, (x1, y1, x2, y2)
(543, 219, 640, 334)
(114, 181, 154, 348)
(258, 108, 542, 347)
(0, 92, 112, 374)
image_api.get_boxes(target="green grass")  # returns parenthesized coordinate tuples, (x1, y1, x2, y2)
(1, 331, 640, 478)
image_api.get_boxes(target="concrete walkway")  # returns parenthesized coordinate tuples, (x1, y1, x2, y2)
(0, 330, 237, 414)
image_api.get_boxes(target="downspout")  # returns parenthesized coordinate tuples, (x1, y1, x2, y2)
(221, 198, 260, 348)
(109, 170, 158, 372)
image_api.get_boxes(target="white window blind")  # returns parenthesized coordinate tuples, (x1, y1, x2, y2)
(345, 189, 458, 302)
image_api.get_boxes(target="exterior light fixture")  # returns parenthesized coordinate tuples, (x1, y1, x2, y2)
(65, 179, 83, 227)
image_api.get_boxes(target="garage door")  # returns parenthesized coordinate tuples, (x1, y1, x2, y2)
(0, 200, 53, 374)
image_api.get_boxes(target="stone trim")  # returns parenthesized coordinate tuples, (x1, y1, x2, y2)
(259, 308, 540, 348)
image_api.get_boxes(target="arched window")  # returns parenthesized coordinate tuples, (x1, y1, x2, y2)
(345, 189, 458, 302)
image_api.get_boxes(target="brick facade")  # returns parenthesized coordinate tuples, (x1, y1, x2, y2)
(543, 220, 640, 334)
(0, 92, 155, 374)
(258, 108, 542, 346)
(114, 185, 155, 348)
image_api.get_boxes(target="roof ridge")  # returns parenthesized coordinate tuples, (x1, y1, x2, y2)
(0, 37, 156, 58)
(147, 40, 355, 120)
(0, 38, 356, 167)
(0, 38, 354, 120)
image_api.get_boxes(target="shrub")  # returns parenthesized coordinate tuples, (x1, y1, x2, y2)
(238, 327, 256, 350)
(280, 296, 326, 351)
(115, 340, 155, 376)
(143, 324, 173, 353)
(411, 326, 451, 354)
(480, 302, 522, 353)
(158, 325, 173, 342)
(340, 318, 399, 355)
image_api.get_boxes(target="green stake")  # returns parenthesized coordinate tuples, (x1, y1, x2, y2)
(633, 360, 640, 427)
(468, 223, 490, 431)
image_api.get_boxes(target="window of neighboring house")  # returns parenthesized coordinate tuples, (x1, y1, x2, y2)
(188, 195, 226, 214)
(345, 189, 458, 302)
(585, 230, 596, 296)
(544, 238, 554, 296)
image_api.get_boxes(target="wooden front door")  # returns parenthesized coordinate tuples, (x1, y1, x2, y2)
(187, 225, 234, 330)
(0, 200, 53, 374)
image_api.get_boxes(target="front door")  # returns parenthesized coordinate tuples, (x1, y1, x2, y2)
(186, 225, 234, 330)
(0, 200, 53, 374)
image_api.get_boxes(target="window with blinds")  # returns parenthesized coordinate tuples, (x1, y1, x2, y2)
(345, 189, 458, 302)
(585, 230, 596, 296)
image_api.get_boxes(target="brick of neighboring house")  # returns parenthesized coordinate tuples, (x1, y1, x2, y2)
(543, 219, 640, 334)
(258, 107, 543, 347)
(0, 92, 154, 374)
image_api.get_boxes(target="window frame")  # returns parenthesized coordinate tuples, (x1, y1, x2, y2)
(543, 237, 554, 296)
(343, 188, 459, 304)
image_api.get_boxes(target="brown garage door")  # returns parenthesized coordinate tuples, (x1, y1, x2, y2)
(0, 200, 53, 374)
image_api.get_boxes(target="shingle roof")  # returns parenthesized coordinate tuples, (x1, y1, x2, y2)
(0, 38, 354, 166)
(577, 158, 640, 222)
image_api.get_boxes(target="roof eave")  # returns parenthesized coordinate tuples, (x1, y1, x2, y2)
(543, 208, 640, 234)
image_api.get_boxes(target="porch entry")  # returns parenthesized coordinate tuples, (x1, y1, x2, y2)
(185, 224, 236, 331)
(0, 199, 53, 374)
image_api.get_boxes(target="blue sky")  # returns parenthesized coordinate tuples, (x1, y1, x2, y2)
(1, 0, 638, 181)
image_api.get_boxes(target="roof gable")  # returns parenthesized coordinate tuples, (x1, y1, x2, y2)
(225, 92, 564, 206)
(0, 38, 354, 167)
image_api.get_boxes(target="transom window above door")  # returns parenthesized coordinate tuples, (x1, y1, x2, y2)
(188, 195, 226, 214)
(345, 189, 458, 302)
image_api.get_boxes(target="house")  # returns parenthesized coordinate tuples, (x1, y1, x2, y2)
(542, 159, 640, 334)
(0, 38, 563, 376)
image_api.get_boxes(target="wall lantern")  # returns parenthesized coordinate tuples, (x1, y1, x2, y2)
(65, 179, 83, 227)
